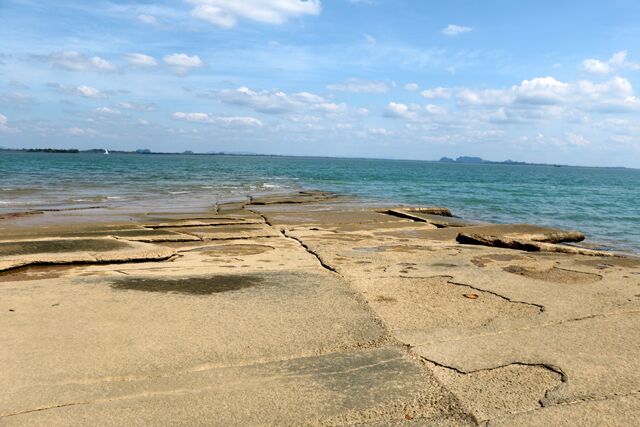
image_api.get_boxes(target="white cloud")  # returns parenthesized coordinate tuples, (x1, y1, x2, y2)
(442, 24, 473, 37)
(583, 58, 610, 75)
(364, 33, 377, 44)
(512, 76, 569, 105)
(124, 53, 158, 66)
(49, 83, 108, 99)
(384, 102, 419, 120)
(404, 83, 419, 91)
(0, 113, 6, 130)
(48, 51, 116, 72)
(448, 76, 638, 112)
(172, 112, 263, 127)
(215, 86, 346, 114)
(582, 50, 640, 75)
(76, 85, 106, 99)
(421, 87, 452, 99)
(385, 102, 447, 120)
(187, 0, 321, 29)
(163, 53, 204, 74)
(327, 78, 389, 93)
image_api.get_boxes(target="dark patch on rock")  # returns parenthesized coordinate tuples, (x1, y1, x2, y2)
(0, 264, 71, 282)
(110, 274, 264, 295)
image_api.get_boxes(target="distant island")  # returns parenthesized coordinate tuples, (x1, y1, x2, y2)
(439, 156, 565, 167)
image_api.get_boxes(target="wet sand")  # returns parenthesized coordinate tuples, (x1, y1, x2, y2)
(1, 191, 639, 425)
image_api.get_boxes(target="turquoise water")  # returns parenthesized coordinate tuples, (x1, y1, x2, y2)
(1, 152, 639, 253)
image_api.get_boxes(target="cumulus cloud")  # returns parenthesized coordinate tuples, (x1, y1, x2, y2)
(187, 0, 321, 29)
(326, 78, 389, 93)
(421, 87, 452, 99)
(124, 53, 158, 66)
(214, 86, 346, 114)
(404, 83, 419, 91)
(384, 102, 419, 120)
(172, 112, 263, 127)
(442, 24, 473, 37)
(163, 53, 204, 74)
(424, 76, 640, 113)
(582, 51, 639, 75)
(0, 113, 7, 129)
(384, 102, 446, 120)
(50, 83, 108, 99)
(47, 51, 116, 72)
(76, 85, 107, 99)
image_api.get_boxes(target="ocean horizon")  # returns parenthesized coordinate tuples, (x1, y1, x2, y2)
(1, 151, 638, 254)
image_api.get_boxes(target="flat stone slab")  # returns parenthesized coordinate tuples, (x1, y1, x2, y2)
(0, 238, 175, 272)
(259, 209, 413, 227)
(428, 362, 562, 422)
(0, 347, 471, 426)
(414, 312, 640, 406)
(2, 191, 638, 425)
(348, 275, 542, 344)
(1, 270, 387, 414)
(164, 224, 280, 240)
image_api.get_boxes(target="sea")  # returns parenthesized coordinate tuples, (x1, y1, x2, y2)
(1, 151, 638, 254)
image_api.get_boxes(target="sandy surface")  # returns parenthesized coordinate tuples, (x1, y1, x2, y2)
(1, 191, 639, 425)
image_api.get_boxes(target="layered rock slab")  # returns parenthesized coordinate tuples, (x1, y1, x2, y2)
(2, 347, 472, 426)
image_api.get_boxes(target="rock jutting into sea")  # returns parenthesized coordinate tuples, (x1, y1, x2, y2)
(1, 191, 639, 425)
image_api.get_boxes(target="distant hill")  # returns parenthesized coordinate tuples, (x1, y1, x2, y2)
(439, 156, 563, 167)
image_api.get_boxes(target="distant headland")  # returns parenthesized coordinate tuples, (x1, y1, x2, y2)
(438, 156, 566, 167)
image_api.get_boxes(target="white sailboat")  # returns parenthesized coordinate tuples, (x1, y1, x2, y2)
(104, 149, 109, 155)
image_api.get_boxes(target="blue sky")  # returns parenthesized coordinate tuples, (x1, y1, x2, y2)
(1, 0, 639, 167)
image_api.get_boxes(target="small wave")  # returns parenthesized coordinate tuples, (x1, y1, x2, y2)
(262, 183, 280, 189)
(169, 191, 191, 195)
(0, 200, 11, 204)
(70, 196, 108, 203)
(106, 196, 122, 199)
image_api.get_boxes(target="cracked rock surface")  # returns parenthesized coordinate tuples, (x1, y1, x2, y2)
(1, 194, 639, 425)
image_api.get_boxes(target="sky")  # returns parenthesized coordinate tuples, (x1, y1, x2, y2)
(1, 0, 640, 167)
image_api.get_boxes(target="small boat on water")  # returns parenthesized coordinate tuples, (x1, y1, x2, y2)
(104, 149, 109, 155)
